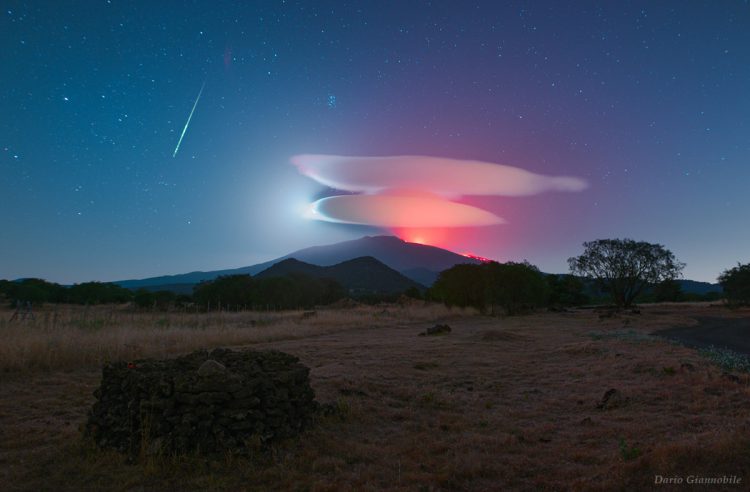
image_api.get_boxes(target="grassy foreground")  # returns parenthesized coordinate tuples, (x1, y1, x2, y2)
(1, 303, 749, 490)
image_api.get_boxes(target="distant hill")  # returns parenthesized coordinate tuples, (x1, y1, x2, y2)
(130, 283, 196, 295)
(675, 279, 722, 295)
(255, 256, 424, 295)
(550, 275, 722, 297)
(114, 235, 480, 290)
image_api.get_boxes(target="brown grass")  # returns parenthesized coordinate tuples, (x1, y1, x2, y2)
(0, 303, 471, 373)
(1, 303, 749, 491)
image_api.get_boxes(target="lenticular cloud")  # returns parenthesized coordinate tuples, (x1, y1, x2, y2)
(292, 154, 587, 228)
(305, 195, 505, 227)
(292, 154, 587, 197)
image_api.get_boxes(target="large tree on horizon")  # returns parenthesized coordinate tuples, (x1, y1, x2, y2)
(568, 239, 684, 308)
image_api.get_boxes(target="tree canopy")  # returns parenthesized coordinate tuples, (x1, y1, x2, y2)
(430, 261, 548, 315)
(192, 273, 346, 310)
(718, 263, 750, 306)
(568, 239, 684, 308)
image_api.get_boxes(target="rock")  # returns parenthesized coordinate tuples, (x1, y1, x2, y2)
(680, 362, 695, 372)
(721, 372, 741, 384)
(596, 388, 629, 410)
(419, 324, 452, 336)
(197, 359, 226, 377)
(86, 348, 318, 456)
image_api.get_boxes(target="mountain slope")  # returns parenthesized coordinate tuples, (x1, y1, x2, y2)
(114, 235, 479, 289)
(255, 256, 424, 295)
(272, 235, 480, 272)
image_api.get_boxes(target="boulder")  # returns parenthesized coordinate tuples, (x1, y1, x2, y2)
(86, 348, 317, 456)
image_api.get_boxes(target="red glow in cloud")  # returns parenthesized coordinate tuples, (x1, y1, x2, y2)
(293, 154, 588, 248)
(305, 195, 504, 227)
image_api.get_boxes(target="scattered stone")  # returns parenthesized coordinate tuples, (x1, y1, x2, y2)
(680, 362, 695, 373)
(419, 324, 451, 337)
(197, 359, 226, 377)
(548, 306, 570, 313)
(86, 348, 317, 456)
(338, 388, 368, 397)
(596, 388, 629, 410)
(721, 372, 741, 384)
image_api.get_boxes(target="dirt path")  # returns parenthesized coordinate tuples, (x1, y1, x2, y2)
(654, 316, 750, 355)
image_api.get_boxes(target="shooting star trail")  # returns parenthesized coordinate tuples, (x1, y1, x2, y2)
(172, 81, 206, 158)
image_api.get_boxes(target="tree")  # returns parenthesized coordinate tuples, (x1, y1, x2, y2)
(652, 279, 683, 303)
(430, 261, 548, 315)
(568, 239, 684, 308)
(430, 264, 487, 310)
(4, 278, 66, 306)
(66, 282, 132, 304)
(133, 289, 156, 309)
(547, 274, 589, 307)
(484, 261, 548, 315)
(718, 263, 750, 306)
(193, 275, 255, 309)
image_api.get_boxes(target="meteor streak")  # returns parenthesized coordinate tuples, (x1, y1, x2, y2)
(172, 81, 205, 157)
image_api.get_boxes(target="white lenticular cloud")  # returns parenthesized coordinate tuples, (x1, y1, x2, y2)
(305, 195, 506, 227)
(292, 154, 588, 197)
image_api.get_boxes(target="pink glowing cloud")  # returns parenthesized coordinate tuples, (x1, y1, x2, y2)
(305, 195, 505, 227)
(292, 154, 588, 197)
(292, 154, 587, 229)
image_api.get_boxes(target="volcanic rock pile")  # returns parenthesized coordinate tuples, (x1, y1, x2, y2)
(86, 348, 317, 455)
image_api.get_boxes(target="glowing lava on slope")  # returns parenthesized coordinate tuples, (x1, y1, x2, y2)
(461, 252, 494, 263)
(392, 227, 452, 247)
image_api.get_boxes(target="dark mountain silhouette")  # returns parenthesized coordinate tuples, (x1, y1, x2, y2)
(114, 235, 479, 290)
(270, 235, 481, 273)
(112, 235, 722, 296)
(255, 256, 424, 295)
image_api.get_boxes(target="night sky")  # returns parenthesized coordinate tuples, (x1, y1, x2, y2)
(2, 1, 749, 284)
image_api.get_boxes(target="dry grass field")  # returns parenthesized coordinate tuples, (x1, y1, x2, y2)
(1, 302, 749, 491)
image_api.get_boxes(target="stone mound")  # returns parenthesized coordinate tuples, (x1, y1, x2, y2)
(419, 324, 452, 336)
(86, 348, 317, 455)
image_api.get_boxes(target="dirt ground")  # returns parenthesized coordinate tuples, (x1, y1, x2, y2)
(1, 303, 749, 491)
(654, 314, 750, 355)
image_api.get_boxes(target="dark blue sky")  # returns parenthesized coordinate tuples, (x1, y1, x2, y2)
(2, 1, 749, 283)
